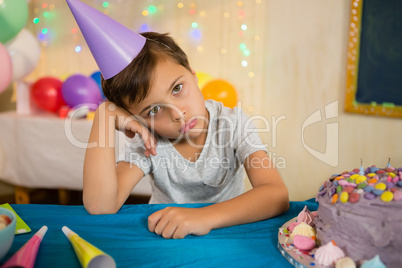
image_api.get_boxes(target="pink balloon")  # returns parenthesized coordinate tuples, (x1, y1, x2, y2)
(0, 43, 12, 94)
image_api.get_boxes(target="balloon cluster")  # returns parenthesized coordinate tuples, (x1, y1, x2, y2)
(197, 72, 238, 109)
(31, 71, 105, 114)
(0, 0, 40, 94)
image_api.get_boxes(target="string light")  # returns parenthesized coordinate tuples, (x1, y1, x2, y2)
(239, 43, 250, 56)
(191, 29, 202, 40)
(140, 24, 150, 32)
(32, 1, 259, 82)
(148, 5, 157, 14)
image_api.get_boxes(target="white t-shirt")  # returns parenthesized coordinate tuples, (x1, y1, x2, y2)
(120, 100, 267, 204)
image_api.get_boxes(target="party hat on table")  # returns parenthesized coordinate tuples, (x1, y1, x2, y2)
(1, 226, 47, 268)
(65, 0, 146, 79)
(62, 226, 116, 268)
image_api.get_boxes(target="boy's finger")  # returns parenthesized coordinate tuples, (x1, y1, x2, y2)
(148, 210, 163, 232)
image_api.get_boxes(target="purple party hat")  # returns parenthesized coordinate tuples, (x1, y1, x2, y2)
(66, 0, 146, 79)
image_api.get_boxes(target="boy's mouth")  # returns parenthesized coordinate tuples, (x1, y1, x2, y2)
(180, 118, 198, 133)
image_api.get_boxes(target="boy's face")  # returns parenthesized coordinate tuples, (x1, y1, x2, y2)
(127, 59, 208, 143)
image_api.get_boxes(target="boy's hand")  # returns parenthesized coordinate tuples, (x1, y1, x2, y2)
(148, 207, 212, 239)
(102, 102, 157, 157)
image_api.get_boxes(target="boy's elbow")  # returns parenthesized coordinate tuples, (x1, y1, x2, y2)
(83, 198, 119, 215)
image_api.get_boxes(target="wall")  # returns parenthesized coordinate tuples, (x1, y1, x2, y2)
(2, 0, 401, 201)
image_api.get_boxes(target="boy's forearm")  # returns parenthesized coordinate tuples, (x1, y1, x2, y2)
(83, 104, 120, 214)
(201, 184, 289, 230)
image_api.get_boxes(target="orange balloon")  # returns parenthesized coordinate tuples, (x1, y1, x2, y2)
(201, 79, 238, 108)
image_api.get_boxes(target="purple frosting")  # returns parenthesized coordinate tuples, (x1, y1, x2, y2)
(314, 167, 402, 268)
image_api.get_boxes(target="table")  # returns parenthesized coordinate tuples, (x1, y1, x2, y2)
(0, 199, 318, 267)
(0, 112, 151, 203)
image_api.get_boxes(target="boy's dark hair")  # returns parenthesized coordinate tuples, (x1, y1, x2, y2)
(101, 32, 192, 110)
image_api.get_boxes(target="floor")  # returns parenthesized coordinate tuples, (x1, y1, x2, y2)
(0, 187, 150, 205)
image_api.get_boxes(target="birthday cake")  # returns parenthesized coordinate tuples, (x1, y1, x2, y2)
(314, 164, 402, 267)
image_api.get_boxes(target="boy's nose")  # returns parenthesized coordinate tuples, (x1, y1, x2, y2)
(170, 106, 185, 122)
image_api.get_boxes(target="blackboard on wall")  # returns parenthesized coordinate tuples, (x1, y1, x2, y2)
(344, 0, 402, 118)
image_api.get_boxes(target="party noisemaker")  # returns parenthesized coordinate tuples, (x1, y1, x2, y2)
(62, 226, 116, 268)
(1, 226, 47, 268)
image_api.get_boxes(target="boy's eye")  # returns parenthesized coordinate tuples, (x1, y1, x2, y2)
(172, 84, 182, 95)
(149, 106, 161, 116)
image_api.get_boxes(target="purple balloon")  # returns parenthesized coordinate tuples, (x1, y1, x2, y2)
(62, 74, 101, 108)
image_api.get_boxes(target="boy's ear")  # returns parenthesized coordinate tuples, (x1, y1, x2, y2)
(191, 69, 199, 83)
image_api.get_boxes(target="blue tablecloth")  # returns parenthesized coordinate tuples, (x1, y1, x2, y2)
(1, 199, 317, 268)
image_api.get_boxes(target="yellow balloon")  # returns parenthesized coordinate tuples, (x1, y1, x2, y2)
(60, 73, 71, 81)
(201, 79, 238, 108)
(196, 72, 213, 89)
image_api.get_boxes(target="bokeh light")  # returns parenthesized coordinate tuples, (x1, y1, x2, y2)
(148, 5, 157, 13)
(191, 29, 202, 40)
(140, 24, 150, 32)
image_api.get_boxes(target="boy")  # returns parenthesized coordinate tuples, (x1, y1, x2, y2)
(68, 0, 289, 239)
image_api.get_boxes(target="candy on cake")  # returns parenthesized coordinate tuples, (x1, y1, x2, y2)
(314, 241, 345, 266)
(289, 222, 315, 239)
(315, 163, 402, 268)
(292, 234, 315, 251)
(296, 205, 315, 226)
(360, 255, 386, 268)
(335, 257, 356, 268)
